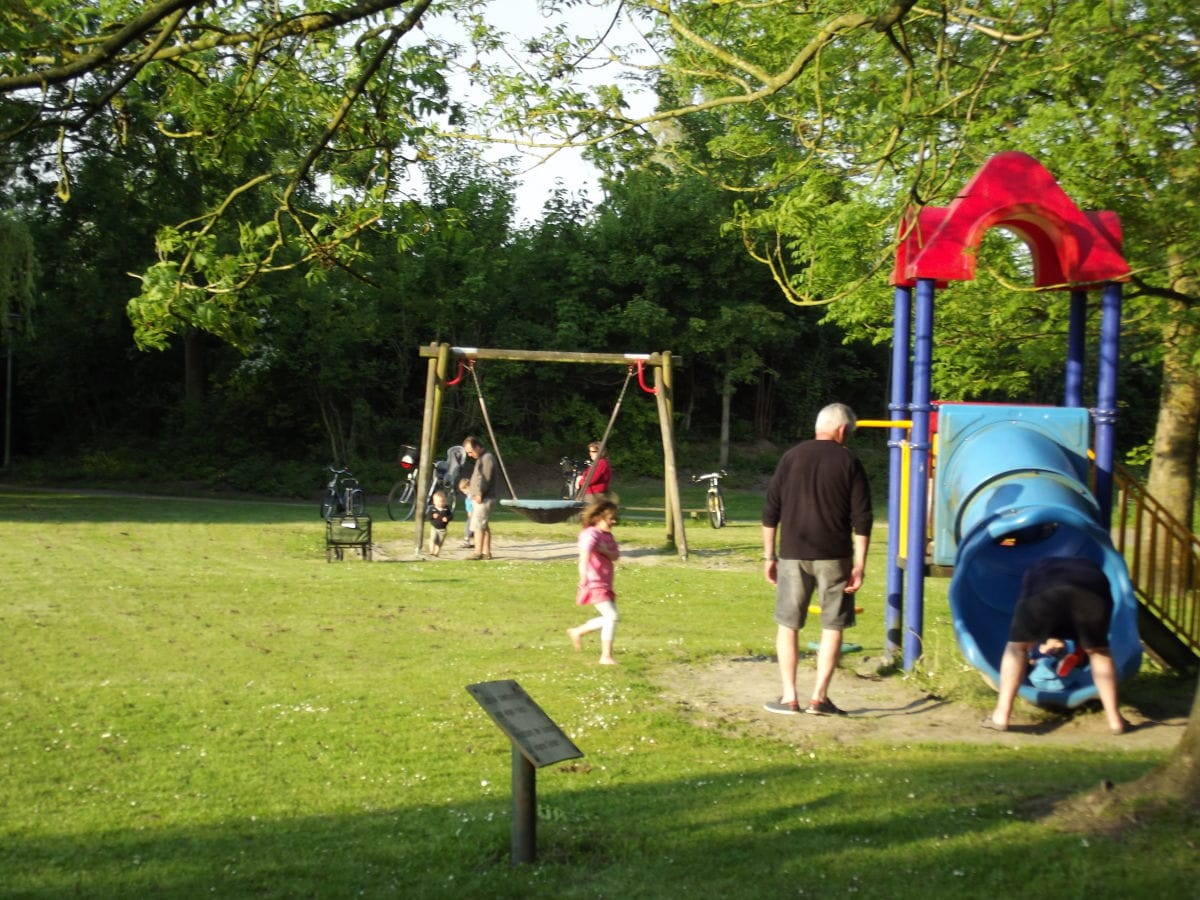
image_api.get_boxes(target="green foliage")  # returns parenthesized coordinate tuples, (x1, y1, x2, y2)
(0, 213, 35, 339)
(5, 0, 1193, 487)
(2, 1, 463, 347)
(645, 1, 1196, 413)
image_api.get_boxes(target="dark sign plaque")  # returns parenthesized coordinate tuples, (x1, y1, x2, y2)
(466, 679, 583, 767)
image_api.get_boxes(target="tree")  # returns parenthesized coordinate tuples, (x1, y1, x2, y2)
(3, 0, 446, 350)
(598, 2, 1198, 519)
(569, 1, 1199, 801)
(0, 213, 35, 468)
(0, 214, 35, 337)
(588, 170, 825, 454)
(0, 1, 935, 348)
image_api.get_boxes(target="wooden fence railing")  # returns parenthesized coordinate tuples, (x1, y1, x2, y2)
(1111, 462, 1200, 661)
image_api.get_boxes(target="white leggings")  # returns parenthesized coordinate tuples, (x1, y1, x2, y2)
(584, 601, 619, 642)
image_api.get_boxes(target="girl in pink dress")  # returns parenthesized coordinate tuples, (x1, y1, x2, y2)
(568, 499, 621, 665)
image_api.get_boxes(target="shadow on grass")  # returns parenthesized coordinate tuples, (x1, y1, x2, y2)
(0, 488, 325, 526)
(4, 755, 1191, 897)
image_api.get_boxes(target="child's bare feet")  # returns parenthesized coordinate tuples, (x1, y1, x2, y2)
(598, 656, 617, 665)
(567, 628, 582, 651)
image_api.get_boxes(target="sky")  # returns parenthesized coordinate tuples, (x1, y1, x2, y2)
(426, 2, 654, 224)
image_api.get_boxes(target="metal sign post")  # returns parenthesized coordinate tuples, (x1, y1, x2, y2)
(466, 680, 583, 865)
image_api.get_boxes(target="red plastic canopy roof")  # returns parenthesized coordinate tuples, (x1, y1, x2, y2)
(891, 152, 1129, 289)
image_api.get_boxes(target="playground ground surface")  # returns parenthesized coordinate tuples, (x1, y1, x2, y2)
(374, 533, 1193, 754)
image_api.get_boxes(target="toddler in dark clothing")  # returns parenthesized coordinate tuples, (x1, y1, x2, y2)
(426, 489, 454, 557)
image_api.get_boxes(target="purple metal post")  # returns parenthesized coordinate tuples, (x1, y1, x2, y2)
(886, 285, 912, 661)
(904, 278, 935, 669)
(1094, 281, 1122, 524)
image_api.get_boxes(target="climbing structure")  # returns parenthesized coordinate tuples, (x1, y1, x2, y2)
(886, 152, 1140, 706)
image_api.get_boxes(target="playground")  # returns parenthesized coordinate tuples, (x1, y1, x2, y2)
(367, 526, 1192, 752)
(402, 152, 1197, 723)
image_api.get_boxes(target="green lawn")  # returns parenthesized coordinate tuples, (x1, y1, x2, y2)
(0, 487, 1195, 897)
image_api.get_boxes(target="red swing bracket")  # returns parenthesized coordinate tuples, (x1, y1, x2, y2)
(636, 359, 657, 395)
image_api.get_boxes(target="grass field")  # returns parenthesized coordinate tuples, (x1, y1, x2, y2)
(0, 485, 1196, 898)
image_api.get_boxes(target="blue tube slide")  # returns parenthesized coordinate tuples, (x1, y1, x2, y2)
(936, 405, 1141, 708)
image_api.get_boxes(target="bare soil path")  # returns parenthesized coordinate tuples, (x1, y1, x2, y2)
(653, 654, 1189, 751)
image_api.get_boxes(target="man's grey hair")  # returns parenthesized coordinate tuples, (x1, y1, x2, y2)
(815, 402, 857, 436)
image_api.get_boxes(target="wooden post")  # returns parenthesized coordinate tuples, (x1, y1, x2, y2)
(654, 353, 688, 559)
(415, 343, 444, 555)
(431, 342, 452, 457)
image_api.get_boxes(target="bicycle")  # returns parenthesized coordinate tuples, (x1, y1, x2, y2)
(387, 444, 465, 521)
(691, 470, 728, 529)
(559, 456, 584, 500)
(320, 465, 366, 518)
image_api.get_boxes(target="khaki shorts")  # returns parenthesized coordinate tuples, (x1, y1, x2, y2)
(774, 558, 856, 631)
(470, 498, 495, 533)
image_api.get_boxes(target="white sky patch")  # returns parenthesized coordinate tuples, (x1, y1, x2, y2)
(422, 2, 656, 224)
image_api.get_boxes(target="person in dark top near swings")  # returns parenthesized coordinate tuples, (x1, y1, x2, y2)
(425, 488, 454, 557)
(464, 435, 496, 560)
(761, 403, 873, 717)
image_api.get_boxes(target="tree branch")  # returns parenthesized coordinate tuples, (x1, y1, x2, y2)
(0, 0, 418, 95)
(1, 0, 200, 93)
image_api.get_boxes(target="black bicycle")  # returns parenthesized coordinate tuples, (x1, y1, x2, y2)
(691, 470, 727, 529)
(559, 456, 584, 500)
(320, 465, 366, 518)
(387, 444, 465, 521)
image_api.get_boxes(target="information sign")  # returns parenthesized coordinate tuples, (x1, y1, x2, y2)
(466, 679, 583, 767)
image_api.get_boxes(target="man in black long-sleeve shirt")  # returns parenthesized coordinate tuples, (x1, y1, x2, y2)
(761, 403, 873, 717)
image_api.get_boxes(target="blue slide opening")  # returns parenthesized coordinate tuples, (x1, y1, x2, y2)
(938, 406, 1141, 708)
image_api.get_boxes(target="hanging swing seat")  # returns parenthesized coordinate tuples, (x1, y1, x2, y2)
(500, 498, 584, 524)
(466, 358, 638, 525)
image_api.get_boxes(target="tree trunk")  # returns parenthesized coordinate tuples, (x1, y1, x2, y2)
(755, 370, 775, 439)
(1176, 675, 1200, 802)
(1145, 304, 1200, 532)
(1127, 672, 1200, 804)
(1138, 259, 1200, 809)
(1146, 252, 1200, 531)
(317, 390, 348, 465)
(680, 368, 693, 433)
(1044, 674, 1199, 829)
(719, 369, 732, 469)
(182, 330, 205, 431)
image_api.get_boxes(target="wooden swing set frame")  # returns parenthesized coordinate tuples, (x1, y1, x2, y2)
(414, 342, 689, 559)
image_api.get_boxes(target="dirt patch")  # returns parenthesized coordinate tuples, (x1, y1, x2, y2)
(371, 535, 676, 564)
(653, 655, 1190, 750)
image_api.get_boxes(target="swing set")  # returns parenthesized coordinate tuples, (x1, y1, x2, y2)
(413, 343, 690, 558)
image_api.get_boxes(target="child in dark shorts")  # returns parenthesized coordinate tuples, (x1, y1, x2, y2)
(982, 556, 1130, 735)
